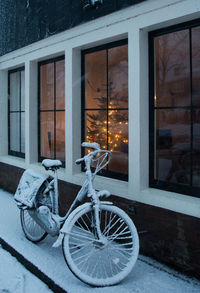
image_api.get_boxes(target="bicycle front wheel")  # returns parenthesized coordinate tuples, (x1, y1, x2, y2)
(20, 209, 47, 243)
(62, 204, 139, 287)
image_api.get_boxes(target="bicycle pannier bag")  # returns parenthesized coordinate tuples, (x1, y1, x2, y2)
(14, 169, 50, 208)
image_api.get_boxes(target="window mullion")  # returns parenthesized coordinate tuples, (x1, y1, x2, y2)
(190, 27, 193, 187)
(106, 48, 109, 157)
(54, 61, 56, 160)
(19, 71, 22, 153)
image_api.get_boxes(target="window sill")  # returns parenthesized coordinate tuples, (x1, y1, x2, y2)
(0, 155, 26, 169)
(135, 187, 200, 219)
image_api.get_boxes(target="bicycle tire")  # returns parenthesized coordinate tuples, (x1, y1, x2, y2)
(20, 209, 47, 243)
(62, 204, 139, 287)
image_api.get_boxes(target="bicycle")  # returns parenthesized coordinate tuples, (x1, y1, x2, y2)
(14, 142, 139, 287)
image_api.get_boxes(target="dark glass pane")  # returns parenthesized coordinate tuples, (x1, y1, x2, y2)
(85, 110, 107, 149)
(154, 30, 190, 107)
(85, 50, 107, 109)
(10, 113, 20, 152)
(21, 70, 25, 111)
(192, 26, 200, 106)
(56, 59, 65, 110)
(155, 109, 190, 185)
(40, 63, 54, 110)
(108, 110, 128, 174)
(108, 45, 128, 109)
(56, 111, 65, 161)
(192, 109, 200, 186)
(21, 112, 25, 153)
(40, 112, 54, 158)
(9, 72, 20, 111)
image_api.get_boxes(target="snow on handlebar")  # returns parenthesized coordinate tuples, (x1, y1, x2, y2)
(81, 142, 100, 150)
(75, 158, 84, 165)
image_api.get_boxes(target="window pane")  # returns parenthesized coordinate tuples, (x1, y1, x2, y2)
(108, 45, 128, 109)
(9, 72, 20, 111)
(85, 50, 107, 109)
(85, 110, 107, 148)
(10, 113, 20, 152)
(154, 30, 190, 107)
(56, 111, 65, 161)
(40, 63, 54, 110)
(155, 109, 190, 185)
(40, 112, 54, 158)
(192, 109, 200, 186)
(21, 70, 25, 111)
(21, 112, 25, 153)
(108, 110, 128, 174)
(56, 60, 65, 110)
(192, 26, 200, 106)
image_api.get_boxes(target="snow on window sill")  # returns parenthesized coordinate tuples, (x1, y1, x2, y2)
(0, 155, 25, 169)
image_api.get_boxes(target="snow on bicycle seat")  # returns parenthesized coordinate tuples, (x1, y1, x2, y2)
(42, 159, 62, 170)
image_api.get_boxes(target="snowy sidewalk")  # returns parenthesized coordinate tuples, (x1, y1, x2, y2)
(0, 246, 53, 293)
(0, 189, 200, 293)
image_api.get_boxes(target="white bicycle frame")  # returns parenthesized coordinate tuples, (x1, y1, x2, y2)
(41, 142, 112, 246)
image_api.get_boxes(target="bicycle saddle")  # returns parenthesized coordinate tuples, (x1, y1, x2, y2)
(42, 159, 62, 170)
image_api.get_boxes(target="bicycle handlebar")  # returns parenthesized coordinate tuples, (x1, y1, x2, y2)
(75, 158, 84, 165)
(81, 142, 100, 150)
(75, 142, 111, 171)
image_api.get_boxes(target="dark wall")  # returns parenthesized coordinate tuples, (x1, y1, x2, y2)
(0, 0, 146, 56)
(0, 161, 200, 280)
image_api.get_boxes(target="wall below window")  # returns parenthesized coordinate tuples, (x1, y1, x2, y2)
(1, 161, 199, 280)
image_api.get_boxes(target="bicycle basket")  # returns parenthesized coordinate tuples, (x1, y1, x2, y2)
(91, 150, 111, 175)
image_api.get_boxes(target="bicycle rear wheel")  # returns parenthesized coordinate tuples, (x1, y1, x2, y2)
(62, 204, 139, 287)
(20, 209, 47, 243)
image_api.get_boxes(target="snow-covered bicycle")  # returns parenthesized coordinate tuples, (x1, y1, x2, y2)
(14, 142, 139, 286)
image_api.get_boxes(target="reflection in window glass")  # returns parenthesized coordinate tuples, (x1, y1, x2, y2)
(8, 68, 25, 158)
(21, 112, 25, 153)
(151, 23, 200, 194)
(83, 41, 128, 180)
(154, 30, 190, 108)
(10, 72, 20, 111)
(155, 109, 190, 184)
(56, 60, 65, 110)
(56, 111, 65, 161)
(40, 112, 55, 159)
(40, 63, 54, 111)
(108, 45, 128, 109)
(39, 57, 65, 163)
(10, 113, 20, 152)
(192, 26, 200, 107)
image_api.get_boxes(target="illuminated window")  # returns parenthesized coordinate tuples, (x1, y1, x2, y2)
(149, 20, 200, 197)
(38, 56, 65, 164)
(8, 67, 25, 158)
(82, 40, 128, 180)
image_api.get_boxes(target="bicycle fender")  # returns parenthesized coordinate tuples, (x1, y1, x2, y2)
(52, 201, 113, 247)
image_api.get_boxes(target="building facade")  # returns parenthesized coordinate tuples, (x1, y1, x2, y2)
(0, 0, 200, 279)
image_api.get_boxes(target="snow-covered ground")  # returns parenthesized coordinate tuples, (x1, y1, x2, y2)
(0, 189, 200, 293)
(0, 245, 53, 293)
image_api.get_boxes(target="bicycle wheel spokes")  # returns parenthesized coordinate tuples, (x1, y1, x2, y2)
(62, 205, 139, 287)
(20, 209, 47, 242)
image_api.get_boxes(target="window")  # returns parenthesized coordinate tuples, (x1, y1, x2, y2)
(82, 40, 128, 181)
(149, 19, 200, 197)
(38, 56, 65, 164)
(8, 67, 25, 158)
